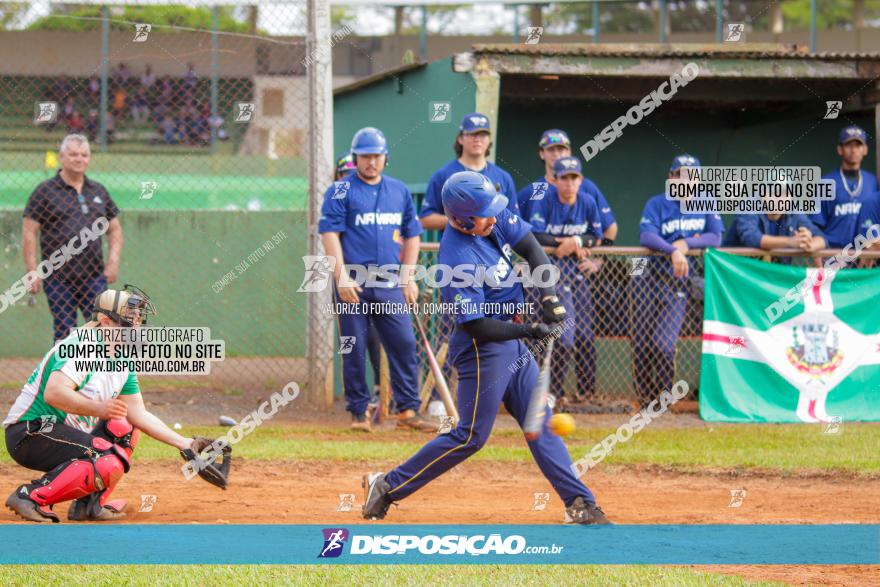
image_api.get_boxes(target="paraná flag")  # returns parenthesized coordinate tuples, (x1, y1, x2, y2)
(699, 249, 880, 422)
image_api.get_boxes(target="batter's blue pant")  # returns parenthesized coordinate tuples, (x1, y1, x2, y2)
(384, 330, 596, 507)
(336, 285, 420, 416)
(628, 274, 687, 405)
(550, 277, 596, 400)
(44, 275, 108, 342)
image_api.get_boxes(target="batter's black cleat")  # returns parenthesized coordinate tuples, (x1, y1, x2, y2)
(362, 472, 393, 520)
(6, 486, 60, 523)
(564, 497, 612, 525)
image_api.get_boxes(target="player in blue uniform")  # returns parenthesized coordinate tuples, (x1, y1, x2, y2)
(419, 112, 519, 231)
(723, 212, 825, 262)
(336, 152, 384, 414)
(631, 155, 724, 407)
(517, 129, 617, 246)
(362, 171, 610, 524)
(522, 156, 603, 407)
(320, 129, 438, 433)
(816, 125, 880, 248)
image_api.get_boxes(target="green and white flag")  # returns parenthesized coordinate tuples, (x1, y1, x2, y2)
(699, 250, 880, 423)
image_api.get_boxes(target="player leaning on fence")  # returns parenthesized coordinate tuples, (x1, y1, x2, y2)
(22, 134, 124, 342)
(631, 155, 724, 408)
(521, 156, 603, 409)
(319, 127, 439, 433)
(2, 286, 228, 523)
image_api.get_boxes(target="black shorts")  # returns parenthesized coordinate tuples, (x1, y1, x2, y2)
(4, 419, 105, 473)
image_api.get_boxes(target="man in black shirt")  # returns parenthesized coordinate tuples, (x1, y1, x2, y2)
(22, 134, 124, 341)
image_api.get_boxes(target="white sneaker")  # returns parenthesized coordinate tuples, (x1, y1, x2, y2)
(427, 400, 447, 417)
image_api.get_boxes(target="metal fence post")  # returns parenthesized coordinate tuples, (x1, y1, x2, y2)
(210, 6, 219, 154)
(307, 0, 336, 409)
(99, 6, 109, 152)
(593, 1, 600, 44)
(715, 0, 723, 42)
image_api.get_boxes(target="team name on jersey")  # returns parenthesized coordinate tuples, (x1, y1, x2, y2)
(835, 202, 861, 217)
(545, 222, 591, 235)
(355, 212, 403, 226)
(661, 218, 705, 234)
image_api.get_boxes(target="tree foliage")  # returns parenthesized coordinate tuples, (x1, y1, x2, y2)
(28, 5, 250, 33)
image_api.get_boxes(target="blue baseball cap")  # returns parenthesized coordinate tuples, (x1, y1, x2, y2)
(539, 129, 571, 149)
(459, 112, 491, 134)
(670, 154, 700, 172)
(553, 156, 583, 178)
(839, 125, 867, 145)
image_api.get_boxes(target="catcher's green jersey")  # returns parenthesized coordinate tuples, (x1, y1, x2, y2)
(2, 329, 140, 432)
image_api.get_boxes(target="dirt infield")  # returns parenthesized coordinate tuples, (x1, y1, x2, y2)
(1, 458, 877, 586)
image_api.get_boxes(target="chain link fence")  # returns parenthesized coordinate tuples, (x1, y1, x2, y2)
(0, 2, 341, 403)
(397, 246, 869, 417)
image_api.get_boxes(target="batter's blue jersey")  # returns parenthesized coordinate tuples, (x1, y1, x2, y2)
(318, 173, 422, 266)
(640, 194, 724, 273)
(816, 169, 880, 247)
(438, 207, 530, 324)
(518, 177, 615, 234)
(420, 159, 519, 218)
(722, 213, 823, 247)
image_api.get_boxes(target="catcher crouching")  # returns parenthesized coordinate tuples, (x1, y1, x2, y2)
(2, 285, 229, 523)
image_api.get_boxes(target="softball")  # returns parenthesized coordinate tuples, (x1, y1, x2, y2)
(549, 413, 576, 437)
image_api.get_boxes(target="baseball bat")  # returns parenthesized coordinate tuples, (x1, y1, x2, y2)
(524, 339, 554, 441)
(419, 341, 448, 412)
(414, 313, 459, 424)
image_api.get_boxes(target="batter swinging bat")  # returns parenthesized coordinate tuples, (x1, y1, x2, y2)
(414, 314, 459, 424)
(524, 339, 554, 441)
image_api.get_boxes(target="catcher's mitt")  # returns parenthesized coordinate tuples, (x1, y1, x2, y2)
(180, 436, 231, 489)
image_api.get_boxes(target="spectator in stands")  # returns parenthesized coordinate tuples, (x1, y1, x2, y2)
(85, 110, 99, 142)
(112, 63, 131, 87)
(159, 116, 177, 145)
(140, 65, 156, 91)
(51, 75, 72, 104)
(183, 63, 198, 89)
(208, 110, 227, 141)
(86, 75, 100, 109)
(22, 134, 124, 342)
(61, 97, 76, 123)
(130, 87, 150, 124)
(111, 86, 127, 121)
(66, 110, 85, 134)
(105, 112, 116, 144)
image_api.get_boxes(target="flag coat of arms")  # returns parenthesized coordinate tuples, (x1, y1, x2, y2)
(699, 250, 880, 422)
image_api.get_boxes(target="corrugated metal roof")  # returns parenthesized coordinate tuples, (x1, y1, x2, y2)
(471, 43, 880, 61)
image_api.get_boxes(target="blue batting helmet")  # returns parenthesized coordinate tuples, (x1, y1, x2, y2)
(350, 127, 388, 156)
(441, 171, 509, 230)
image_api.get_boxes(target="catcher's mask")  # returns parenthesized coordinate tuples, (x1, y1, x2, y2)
(92, 284, 156, 327)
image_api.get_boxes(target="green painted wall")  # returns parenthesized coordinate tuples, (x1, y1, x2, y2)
(0, 210, 306, 357)
(334, 60, 477, 194)
(498, 98, 876, 245)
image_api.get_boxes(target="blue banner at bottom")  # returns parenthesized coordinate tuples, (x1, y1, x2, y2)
(0, 525, 877, 564)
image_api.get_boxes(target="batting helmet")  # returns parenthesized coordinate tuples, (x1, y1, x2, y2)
(335, 153, 355, 176)
(441, 171, 508, 230)
(350, 127, 388, 157)
(92, 284, 156, 327)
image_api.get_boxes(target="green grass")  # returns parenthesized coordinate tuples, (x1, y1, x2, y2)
(3, 423, 870, 475)
(0, 564, 784, 586)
